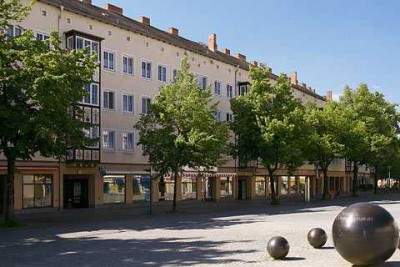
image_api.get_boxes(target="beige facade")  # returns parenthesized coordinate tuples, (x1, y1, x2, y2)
(0, 0, 372, 214)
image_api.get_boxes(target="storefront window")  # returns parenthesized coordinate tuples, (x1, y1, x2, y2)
(181, 177, 196, 200)
(255, 176, 266, 197)
(103, 175, 125, 203)
(23, 174, 53, 208)
(280, 176, 288, 195)
(289, 176, 297, 194)
(220, 177, 233, 198)
(132, 176, 150, 202)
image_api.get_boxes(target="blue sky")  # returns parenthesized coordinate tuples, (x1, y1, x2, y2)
(93, 0, 400, 105)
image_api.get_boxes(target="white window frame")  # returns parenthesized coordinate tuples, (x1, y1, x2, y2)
(103, 90, 115, 110)
(141, 96, 152, 114)
(172, 69, 178, 83)
(122, 132, 134, 151)
(102, 130, 115, 149)
(84, 126, 100, 148)
(141, 60, 152, 79)
(227, 84, 233, 99)
(226, 112, 233, 122)
(158, 65, 167, 82)
(103, 50, 116, 71)
(197, 75, 207, 90)
(122, 55, 134, 75)
(82, 83, 99, 106)
(122, 93, 134, 113)
(214, 81, 221, 95)
(36, 32, 49, 41)
(213, 110, 221, 122)
(239, 85, 248, 95)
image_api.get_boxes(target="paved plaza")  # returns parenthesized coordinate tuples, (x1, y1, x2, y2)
(2, 195, 400, 266)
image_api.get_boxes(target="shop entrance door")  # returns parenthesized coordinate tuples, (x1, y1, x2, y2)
(64, 177, 89, 209)
(238, 179, 247, 200)
(0, 175, 5, 215)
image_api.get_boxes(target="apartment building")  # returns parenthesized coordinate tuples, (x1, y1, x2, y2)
(0, 0, 371, 214)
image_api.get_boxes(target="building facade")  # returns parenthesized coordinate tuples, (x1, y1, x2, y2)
(0, 0, 372, 214)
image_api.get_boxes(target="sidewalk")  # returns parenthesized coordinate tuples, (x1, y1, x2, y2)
(10, 191, 400, 229)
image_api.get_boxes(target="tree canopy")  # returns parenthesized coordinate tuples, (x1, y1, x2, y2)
(135, 58, 229, 211)
(1, 0, 98, 221)
(231, 66, 309, 204)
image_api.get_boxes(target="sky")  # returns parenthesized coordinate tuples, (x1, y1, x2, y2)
(92, 0, 400, 104)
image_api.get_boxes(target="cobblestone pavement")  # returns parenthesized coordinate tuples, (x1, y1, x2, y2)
(2, 194, 400, 266)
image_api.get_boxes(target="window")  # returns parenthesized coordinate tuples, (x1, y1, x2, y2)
(123, 56, 134, 75)
(227, 84, 233, 99)
(122, 132, 134, 150)
(23, 175, 52, 208)
(226, 113, 233, 122)
(84, 126, 99, 148)
(172, 69, 178, 83)
(214, 81, 221, 95)
(141, 61, 152, 79)
(141, 97, 151, 114)
(239, 85, 248, 95)
(103, 51, 115, 71)
(74, 37, 99, 60)
(213, 110, 221, 122)
(103, 91, 115, 110)
(103, 130, 115, 149)
(197, 75, 207, 90)
(103, 175, 125, 204)
(36, 32, 49, 41)
(82, 83, 99, 105)
(6, 25, 22, 37)
(158, 65, 167, 82)
(123, 94, 134, 113)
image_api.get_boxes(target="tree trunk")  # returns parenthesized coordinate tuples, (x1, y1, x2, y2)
(322, 167, 329, 200)
(352, 162, 358, 197)
(268, 169, 278, 205)
(172, 171, 178, 212)
(373, 165, 378, 194)
(4, 156, 15, 222)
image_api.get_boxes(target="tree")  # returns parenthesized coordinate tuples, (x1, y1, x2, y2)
(304, 102, 345, 200)
(0, 0, 98, 222)
(135, 58, 229, 212)
(336, 84, 400, 195)
(231, 66, 309, 204)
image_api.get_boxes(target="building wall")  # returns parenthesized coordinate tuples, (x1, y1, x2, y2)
(0, 0, 361, 212)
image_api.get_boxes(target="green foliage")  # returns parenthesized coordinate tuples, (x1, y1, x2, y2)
(0, 30, 98, 161)
(336, 84, 400, 193)
(0, 0, 98, 221)
(304, 102, 345, 199)
(231, 66, 309, 203)
(135, 58, 229, 210)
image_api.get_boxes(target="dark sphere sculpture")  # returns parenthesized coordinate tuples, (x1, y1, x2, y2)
(267, 236, 289, 260)
(307, 228, 327, 248)
(332, 202, 399, 266)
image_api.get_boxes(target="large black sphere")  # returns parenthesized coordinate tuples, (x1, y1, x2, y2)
(267, 236, 289, 260)
(307, 228, 327, 248)
(332, 202, 399, 266)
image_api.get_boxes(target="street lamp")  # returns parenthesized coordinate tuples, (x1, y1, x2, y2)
(388, 166, 392, 189)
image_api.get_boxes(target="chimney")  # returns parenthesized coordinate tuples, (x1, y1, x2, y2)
(221, 48, 230, 55)
(302, 83, 307, 88)
(208, 33, 217, 51)
(252, 61, 259, 67)
(80, 0, 92, 4)
(290, 71, 298, 85)
(168, 27, 179, 36)
(235, 53, 246, 61)
(326, 90, 333, 101)
(103, 3, 123, 15)
(308, 86, 312, 91)
(138, 16, 151, 25)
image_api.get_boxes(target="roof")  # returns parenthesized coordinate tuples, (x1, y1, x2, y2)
(39, 0, 326, 101)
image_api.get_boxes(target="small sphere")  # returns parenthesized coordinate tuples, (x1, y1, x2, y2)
(332, 202, 399, 266)
(307, 228, 327, 248)
(267, 236, 289, 259)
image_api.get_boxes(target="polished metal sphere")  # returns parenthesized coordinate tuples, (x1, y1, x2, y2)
(267, 236, 289, 260)
(307, 228, 327, 248)
(332, 202, 399, 266)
